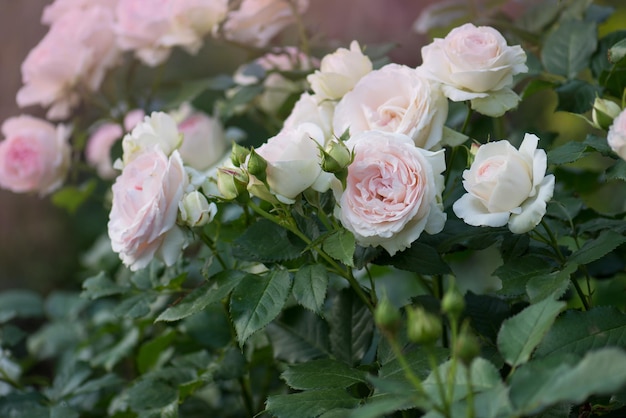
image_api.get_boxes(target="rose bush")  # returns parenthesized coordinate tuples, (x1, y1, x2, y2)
(453, 133, 555, 233)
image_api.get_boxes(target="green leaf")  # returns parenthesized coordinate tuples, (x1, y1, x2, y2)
(81, 272, 128, 300)
(113, 293, 157, 319)
(230, 269, 292, 346)
(73, 373, 124, 395)
(569, 230, 626, 265)
(375, 242, 451, 275)
(266, 307, 331, 362)
(91, 327, 140, 371)
(0, 290, 43, 323)
(424, 358, 501, 403)
(265, 389, 360, 418)
(521, 79, 556, 99)
(282, 358, 368, 390)
(137, 331, 176, 374)
(346, 395, 416, 418)
(554, 80, 600, 113)
(45, 291, 87, 320)
(495, 255, 553, 297)
(379, 345, 448, 383)
(464, 293, 512, 343)
(535, 306, 626, 358)
(497, 297, 566, 367)
(127, 379, 178, 412)
(510, 348, 626, 415)
(232, 219, 305, 263)
(50, 180, 96, 214)
(609, 38, 626, 63)
(293, 265, 328, 313)
(328, 289, 374, 366)
(547, 140, 589, 165)
(156, 270, 245, 322)
(591, 30, 626, 76)
(27, 322, 81, 360)
(526, 263, 577, 303)
(607, 159, 626, 181)
(47, 360, 92, 400)
(541, 19, 597, 79)
(322, 229, 356, 267)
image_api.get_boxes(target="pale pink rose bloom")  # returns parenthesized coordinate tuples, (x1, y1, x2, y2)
(115, 0, 227, 66)
(307, 40, 373, 101)
(108, 149, 188, 271)
(334, 131, 446, 255)
(608, 109, 626, 161)
(254, 123, 332, 204)
(120, 112, 182, 167)
(0, 115, 71, 196)
(420, 23, 527, 117)
(453, 134, 554, 234)
(333, 64, 448, 150)
(86, 123, 123, 179)
(42, 0, 118, 24)
(17, 6, 119, 120)
(283, 93, 335, 140)
(123, 109, 146, 132)
(222, 0, 309, 48)
(178, 112, 229, 171)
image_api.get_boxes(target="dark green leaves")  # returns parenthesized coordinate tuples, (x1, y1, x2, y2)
(232, 219, 305, 262)
(541, 20, 597, 79)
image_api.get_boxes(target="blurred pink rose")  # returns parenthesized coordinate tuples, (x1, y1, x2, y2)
(42, 0, 118, 24)
(17, 6, 119, 120)
(335, 131, 446, 255)
(608, 109, 626, 161)
(0, 115, 71, 196)
(222, 0, 308, 48)
(333, 63, 448, 150)
(453, 134, 554, 234)
(108, 149, 188, 271)
(123, 109, 146, 132)
(86, 123, 123, 179)
(420, 23, 527, 116)
(178, 112, 229, 171)
(115, 0, 227, 66)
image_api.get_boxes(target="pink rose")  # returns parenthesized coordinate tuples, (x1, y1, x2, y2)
(42, 0, 118, 24)
(86, 123, 123, 179)
(334, 131, 446, 255)
(222, 0, 309, 48)
(115, 0, 227, 66)
(419, 23, 527, 117)
(123, 109, 146, 132)
(0, 115, 71, 196)
(283, 93, 335, 140)
(333, 64, 448, 150)
(453, 134, 554, 234)
(108, 149, 188, 270)
(178, 112, 229, 172)
(608, 109, 626, 161)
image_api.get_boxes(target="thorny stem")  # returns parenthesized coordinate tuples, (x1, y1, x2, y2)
(465, 364, 476, 418)
(199, 231, 228, 270)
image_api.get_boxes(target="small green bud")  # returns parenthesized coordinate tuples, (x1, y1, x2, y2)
(246, 148, 267, 183)
(374, 297, 401, 335)
(217, 167, 249, 200)
(454, 323, 480, 366)
(321, 140, 352, 174)
(592, 98, 621, 130)
(231, 142, 250, 167)
(442, 287, 465, 319)
(406, 306, 442, 346)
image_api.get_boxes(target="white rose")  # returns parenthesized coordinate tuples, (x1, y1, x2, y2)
(420, 23, 527, 117)
(307, 40, 373, 101)
(333, 64, 448, 150)
(119, 112, 182, 167)
(283, 93, 335, 141)
(179, 190, 216, 227)
(222, 0, 308, 48)
(334, 131, 446, 255)
(108, 149, 188, 270)
(177, 111, 230, 171)
(453, 133, 555, 234)
(607, 108, 626, 160)
(253, 123, 333, 204)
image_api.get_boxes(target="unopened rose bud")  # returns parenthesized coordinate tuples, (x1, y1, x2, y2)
(442, 286, 465, 320)
(217, 167, 249, 200)
(454, 323, 480, 366)
(179, 191, 216, 227)
(375, 297, 401, 335)
(321, 140, 352, 174)
(231, 142, 250, 167)
(406, 306, 442, 346)
(246, 149, 268, 183)
(592, 98, 621, 130)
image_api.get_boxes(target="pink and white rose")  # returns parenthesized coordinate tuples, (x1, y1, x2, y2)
(419, 23, 527, 117)
(607, 108, 626, 161)
(453, 134, 554, 234)
(222, 0, 308, 48)
(283, 93, 335, 140)
(335, 131, 446, 255)
(115, 0, 227, 66)
(0, 115, 71, 196)
(108, 149, 188, 270)
(177, 111, 230, 172)
(253, 123, 332, 204)
(333, 64, 448, 150)
(120, 112, 182, 167)
(307, 40, 373, 101)
(86, 123, 123, 179)
(42, 0, 117, 24)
